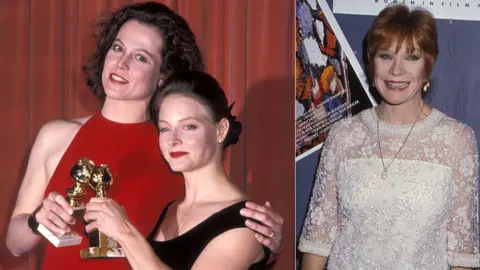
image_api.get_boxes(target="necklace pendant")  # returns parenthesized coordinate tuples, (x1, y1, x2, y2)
(381, 170, 388, 179)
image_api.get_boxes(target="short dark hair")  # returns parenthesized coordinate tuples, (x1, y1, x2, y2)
(149, 71, 242, 148)
(366, 4, 438, 82)
(82, 2, 204, 101)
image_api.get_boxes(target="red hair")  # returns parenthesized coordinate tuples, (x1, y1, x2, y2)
(366, 4, 438, 81)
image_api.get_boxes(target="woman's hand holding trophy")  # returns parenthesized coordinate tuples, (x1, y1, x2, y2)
(82, 164, 126, 259)
(34, 158, 95, 247)
(34, 157, 124, 259)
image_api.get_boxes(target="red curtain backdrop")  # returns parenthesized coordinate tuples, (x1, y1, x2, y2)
(0, 0, 294, 269)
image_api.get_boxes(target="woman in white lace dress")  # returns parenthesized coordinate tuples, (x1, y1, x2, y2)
(299, 4, 479, 270)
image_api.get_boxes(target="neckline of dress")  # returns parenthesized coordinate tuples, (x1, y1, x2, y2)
(362, 107, 444, 136)
(91, 113, 156, 134)
(152, 200, 247, 244)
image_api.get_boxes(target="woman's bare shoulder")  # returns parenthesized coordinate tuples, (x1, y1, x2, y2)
(42, 115, 91, 133)
(36, 115, 93, 149)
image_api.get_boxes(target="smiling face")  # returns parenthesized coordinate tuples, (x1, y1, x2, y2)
(373, 41, 426, 106)
(366, 5, 439, 107)
(157, 95, 228, 173)
(101, 20, 164, 102)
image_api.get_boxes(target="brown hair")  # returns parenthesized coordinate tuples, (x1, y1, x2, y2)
(82, 2, 203, 101)
(365, 4, 438, 82)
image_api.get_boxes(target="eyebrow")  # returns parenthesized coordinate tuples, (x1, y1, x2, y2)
(114, 38, 125, 46)
(377, 48, 423, 54)
(158, 117, 202, 124)
(113, 38, 156, 59)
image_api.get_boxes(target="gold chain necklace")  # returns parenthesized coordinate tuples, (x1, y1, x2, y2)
(376, 103, 425, 179)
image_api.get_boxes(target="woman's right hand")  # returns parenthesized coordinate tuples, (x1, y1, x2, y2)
(35, 192, 77, 236)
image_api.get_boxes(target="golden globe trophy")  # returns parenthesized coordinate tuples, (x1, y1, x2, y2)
(37, 158, 94, 247)
(80, 164, 125, 259)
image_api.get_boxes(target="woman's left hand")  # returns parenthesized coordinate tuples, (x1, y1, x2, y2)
(84, 197, 132, 243)
(240, 201, 284, 255)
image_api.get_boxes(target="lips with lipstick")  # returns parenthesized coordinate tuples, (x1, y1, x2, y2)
(170, 151, 188, 158)
(109, 73, 129, 84)
(385, 81, 409, 91)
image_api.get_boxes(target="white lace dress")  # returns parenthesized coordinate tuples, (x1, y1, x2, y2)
(298, 108, 480, 269)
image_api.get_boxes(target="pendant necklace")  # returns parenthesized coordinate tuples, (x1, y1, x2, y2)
(376, 103, 425, 179)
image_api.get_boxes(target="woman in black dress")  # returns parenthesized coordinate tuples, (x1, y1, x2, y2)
(84, 70, 270, 269)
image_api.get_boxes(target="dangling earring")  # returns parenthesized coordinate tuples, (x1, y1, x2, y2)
(423, 81, 430, 92)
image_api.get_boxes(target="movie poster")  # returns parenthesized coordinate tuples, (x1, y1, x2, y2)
(295, 0, 376, 161)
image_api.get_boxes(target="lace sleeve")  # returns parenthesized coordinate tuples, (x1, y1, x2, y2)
(298, 124, 340, 257)
(447, 126, 480, 268)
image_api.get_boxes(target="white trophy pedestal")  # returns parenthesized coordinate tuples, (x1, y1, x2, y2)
(38, 224, 83, 247)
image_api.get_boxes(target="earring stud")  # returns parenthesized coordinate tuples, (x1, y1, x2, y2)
(423, 81, 430, 92)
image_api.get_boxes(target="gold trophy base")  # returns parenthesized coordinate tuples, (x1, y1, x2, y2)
(37, 224, 82, 247)
(80, 247, 125, 259)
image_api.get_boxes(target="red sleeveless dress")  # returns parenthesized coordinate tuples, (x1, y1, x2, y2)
(41, 114, 184, 269)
